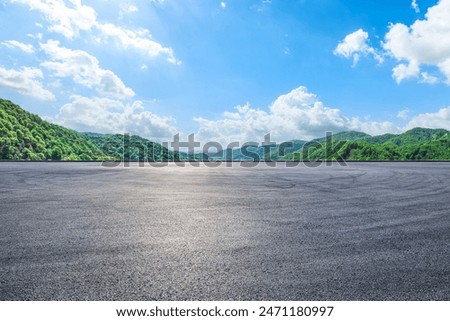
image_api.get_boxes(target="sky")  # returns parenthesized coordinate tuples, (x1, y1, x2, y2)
(1, 0, 450, 144)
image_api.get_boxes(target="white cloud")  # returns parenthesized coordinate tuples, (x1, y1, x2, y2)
(10, 0, 179, 64)
(383, 0, 450, 84)
(0, 66, 55, 100)
(195, 86, 399, 144)
(349, 118, 400, 135)
(406, 106, 450, 130)
(221, 2, 226, 9)
(97, 23, 180, 65)
(412, 0, 420, 13)
(334, 29, 383, 66)
(392, 60, 420, 83)
(420, 72, 439, 84)
(11, 0, 97, 39)
(1, 40, 34, 54)
(40, 40, 134, 99)
(49, 95, 178, 140)
(397, 108, 411, 120)
(26, 32, 43, 40)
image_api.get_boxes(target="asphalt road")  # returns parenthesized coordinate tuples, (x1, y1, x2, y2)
(0, 162, 449, 300)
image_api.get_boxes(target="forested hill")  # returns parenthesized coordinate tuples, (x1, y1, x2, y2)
(0, 98, 180, 161)
(281, 128, 450, 161)
(0, 99, 105, 160)
(81, 133, 181, 161)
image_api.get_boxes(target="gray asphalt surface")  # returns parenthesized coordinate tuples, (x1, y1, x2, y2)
(0, 162, 449, 300)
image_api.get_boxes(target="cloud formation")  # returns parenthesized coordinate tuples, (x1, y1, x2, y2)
(11, 0, 96, 39)
(196, 86, 450, 143)
(40, 40, 135, 99)
(10, 0, 179, 64)
(49, 95, 178, 140)
(195, 86, 399, 143)
(406, 106, 450, 130)
(1, 40, 34, 54)
(383, 0, 450, 84)
(411, 0, 420, 13)
(0, 66, 55, 100)
(334, 29, 382, 66)
(339, 0, 450, 85)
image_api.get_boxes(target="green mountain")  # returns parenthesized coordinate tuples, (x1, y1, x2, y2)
(203, 140, 307, 161)
(0, 98, 180, 161)
(282, 128, 450, 161)
(313, 131, 371, 143)
(0, 98, 105, 160)
(82, 133, 182, 161)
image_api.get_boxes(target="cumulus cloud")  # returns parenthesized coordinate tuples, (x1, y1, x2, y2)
(49, 95, 178, 140)
(349, 118, 400, 136)
(195, 86, 399, 144)
(336, 1, 450, 85)
(1, 40, 34, 54)
(334, 29, 383, 66)
(0, 66, 55, 100)
(406, 106, 450, 130)
(40, 40, 134, 99)
(383, 0, 450, 84)
(10, 0, 179, 64)
(392, 60, 420, 83)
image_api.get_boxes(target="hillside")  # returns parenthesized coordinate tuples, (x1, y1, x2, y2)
(0, 99, 105, 160)
(203, 140, 307, 161)
(82, 133, 182, 161)
(282, 128, 450, 161)
(0, 99, 180, 161)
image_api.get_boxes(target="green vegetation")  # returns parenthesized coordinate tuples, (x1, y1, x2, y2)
(0, 98, 181, 161)
(82, 133, 182, 161)
(282, 128, 450, 161)
(0, 99, 104, 160)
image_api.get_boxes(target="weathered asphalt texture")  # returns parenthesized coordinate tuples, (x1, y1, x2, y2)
(0, 162, 449, 300)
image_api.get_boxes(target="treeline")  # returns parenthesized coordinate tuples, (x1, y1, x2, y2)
(281, 128, 450, 161)
(82, 133, 182, 161)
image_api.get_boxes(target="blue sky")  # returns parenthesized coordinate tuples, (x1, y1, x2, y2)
(1, 0, 450, 143)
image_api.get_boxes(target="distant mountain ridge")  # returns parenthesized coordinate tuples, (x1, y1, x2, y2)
(1, 98, 449, 161)
(281, 128, 450, 161)
(81, 133, 181, 161)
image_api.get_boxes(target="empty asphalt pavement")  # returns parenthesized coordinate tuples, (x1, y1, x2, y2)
(0, 162, 449, 300)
